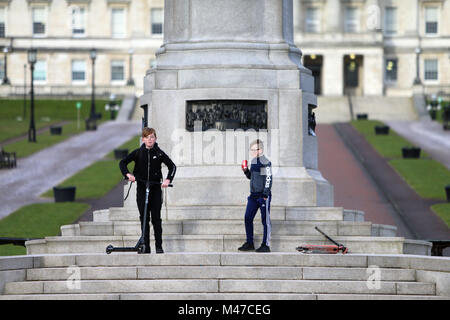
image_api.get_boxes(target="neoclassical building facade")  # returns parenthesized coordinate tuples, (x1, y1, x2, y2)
(0, 0, 449, 99)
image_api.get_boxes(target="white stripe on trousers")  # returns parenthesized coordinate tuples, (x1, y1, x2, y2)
(265, 198, 271, 246)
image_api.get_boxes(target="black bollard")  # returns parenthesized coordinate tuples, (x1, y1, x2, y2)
(53, 186, 76, 202)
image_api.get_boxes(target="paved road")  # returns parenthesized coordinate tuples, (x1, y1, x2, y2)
(385, 119, 450, 170)
(0, 120, 141, 220)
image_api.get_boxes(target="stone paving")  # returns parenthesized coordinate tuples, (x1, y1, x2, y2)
(0, 120, 140, 220)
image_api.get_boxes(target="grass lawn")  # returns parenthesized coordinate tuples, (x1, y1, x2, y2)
(0, 119, 61, 143)
(351, 119, 450, 227)
(3, 121, 86, 158)
(0, 202, 89, 256)
(0, 98, 113, 143)
(351, 120, 428, 159)
(431, 203, 450, 227)
(389, 159, 450, 200)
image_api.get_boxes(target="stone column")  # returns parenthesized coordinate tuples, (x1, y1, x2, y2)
(323, 52, 343, 96)
(363, 51, 384, 95)
(141, 0, 333, 208)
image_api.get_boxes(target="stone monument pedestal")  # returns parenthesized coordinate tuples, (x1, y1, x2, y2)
(139, 0, 333, 210)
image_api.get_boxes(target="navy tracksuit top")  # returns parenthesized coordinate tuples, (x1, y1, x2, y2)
(244, 155, 272, 198)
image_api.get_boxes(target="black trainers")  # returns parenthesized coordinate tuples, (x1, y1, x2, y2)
(256, 244, 270, 253)
(138, 245, 151, 254)
(238, 242, 255, 251)
(156, 247, 164, 254)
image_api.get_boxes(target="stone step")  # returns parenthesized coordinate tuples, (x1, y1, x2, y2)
(3, 279, 435, 295)
(26, 235, 406, 254)
(17, 252, 450, 271)
(2, 254, 448, 300)
(95, 206, 348, 222)
(26, 252, 371, 268)
(1, 293, 447, 300)
(218, 280, 436, 295)
(26, 266, 416, 282)
(61, 220, 376, 237)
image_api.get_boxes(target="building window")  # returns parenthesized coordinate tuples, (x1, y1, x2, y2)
(344, 7, 359, 33)
(385, 59, 397, 82)
(111, 60, 124, 81)
(424, 59, 438, 81)
(151, 8, 163, 35)
(384, 7, 397, 35)
(72, 6, 86, 37)
(0, 59, 4, 80)
(0, 7, 5, 38)
(111, 8, 125, 38)
(33, 60, 47, 82)
(305, 7, 320, 33)
(32, 7, 46, 36)
(425, 7, 438, 34)
(72, 60, 86, 82)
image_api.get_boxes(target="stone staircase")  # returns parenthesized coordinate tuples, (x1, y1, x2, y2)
(1, 253, 449, 300)
(1, 187, 448, 300)
(316, 96, 418, 124)
(23, 205, 431, 255)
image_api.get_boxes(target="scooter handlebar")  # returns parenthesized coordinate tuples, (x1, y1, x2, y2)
(123, 177, 173, 187)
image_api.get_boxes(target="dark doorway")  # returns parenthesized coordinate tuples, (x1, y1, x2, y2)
(343, 54, 363, 95)
(303, 55, 323, 95)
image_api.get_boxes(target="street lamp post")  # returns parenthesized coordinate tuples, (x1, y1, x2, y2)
(86, 48, 97, 131)
(89, 48, 97, 120)
(414, 47, 422, 85)
(28, 48, 37, 142)
(2, 46, 10, 85)
(23, 64, 26, 119)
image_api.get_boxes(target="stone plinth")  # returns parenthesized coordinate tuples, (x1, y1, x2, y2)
(139, 0, 333, 209)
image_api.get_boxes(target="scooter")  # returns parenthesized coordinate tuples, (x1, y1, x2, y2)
(106, 178, 172, 254)
(296, 226, 348, 254)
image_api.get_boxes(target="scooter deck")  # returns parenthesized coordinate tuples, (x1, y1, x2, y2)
(106, 241, 145, 254)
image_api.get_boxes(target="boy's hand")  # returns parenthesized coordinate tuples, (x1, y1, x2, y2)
(161, 179, 171, 188)
(126, 173, 136, 182)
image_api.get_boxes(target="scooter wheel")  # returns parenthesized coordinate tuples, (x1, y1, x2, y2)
(106, 245, 114, 254)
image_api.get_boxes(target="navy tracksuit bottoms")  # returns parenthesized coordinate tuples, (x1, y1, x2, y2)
(244, 195, 272, 246)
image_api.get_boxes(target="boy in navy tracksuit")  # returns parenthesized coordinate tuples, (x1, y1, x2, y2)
(239, 139, 272, 253)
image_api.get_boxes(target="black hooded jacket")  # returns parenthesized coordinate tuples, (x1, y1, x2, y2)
(119, 142, 176, 184)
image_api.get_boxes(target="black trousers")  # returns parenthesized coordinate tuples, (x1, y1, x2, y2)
(136, 183, 163, 249)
